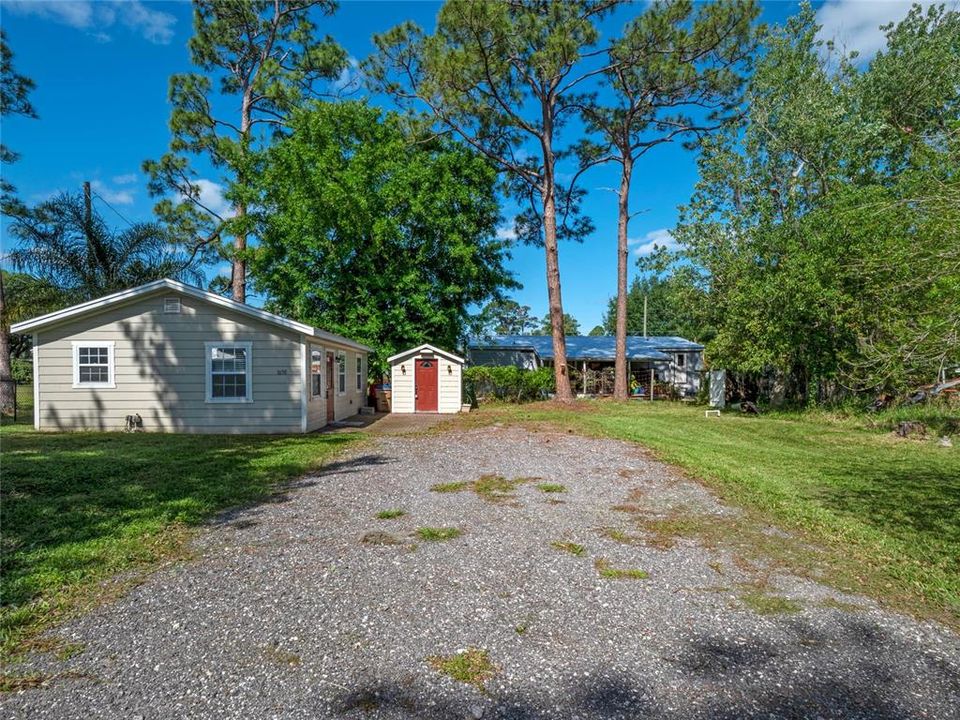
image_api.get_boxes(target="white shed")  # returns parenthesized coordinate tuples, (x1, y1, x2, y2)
(388, 344, 464, 413)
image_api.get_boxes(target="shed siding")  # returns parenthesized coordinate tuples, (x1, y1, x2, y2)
(389, 348, 461, 414)
(438, 358, 462, 413)
(391, 359, 415, 413)
(35, 291, 304, 433)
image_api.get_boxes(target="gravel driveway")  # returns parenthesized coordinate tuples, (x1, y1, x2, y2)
(6, 425, 959, 719)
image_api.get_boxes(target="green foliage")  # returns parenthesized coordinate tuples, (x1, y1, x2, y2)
(463, 366, 555, 403)
(603, 272, 713, 341)
(478, 298, 535, 335)
(674, 3, 960, 396)
(0, 29, 37, 210)
(143, 1, 346, 297)
(9, 358, 30, 384)
(251, 101, 516, 378)
(8, 193, 202, 300)
(588, 325, 606, 337)
(0, 426, 357, 658)
(536, 313, 580, 336)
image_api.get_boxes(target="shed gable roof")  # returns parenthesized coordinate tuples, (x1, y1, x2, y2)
(10, 278, 371, 352)
(387, 343, 465, 364)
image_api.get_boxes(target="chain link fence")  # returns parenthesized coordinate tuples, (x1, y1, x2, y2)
(0, 380, 34, 425)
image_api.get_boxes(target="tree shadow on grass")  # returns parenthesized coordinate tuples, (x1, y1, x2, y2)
(815, 453, 960, 567)
(0, 430, 358, 612)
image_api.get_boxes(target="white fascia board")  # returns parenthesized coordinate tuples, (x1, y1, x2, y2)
(387, 343, 465, 365)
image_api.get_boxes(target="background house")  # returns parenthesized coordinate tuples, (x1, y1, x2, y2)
(11, 279, 370, 433)
(468, 335, 704, 396)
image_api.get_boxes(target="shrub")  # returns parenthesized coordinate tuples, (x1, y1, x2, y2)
(463, 366, 555, 404)
(10, 359, 32, 384)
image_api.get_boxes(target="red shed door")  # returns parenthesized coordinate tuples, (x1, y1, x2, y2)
(415, 358, 438, 412)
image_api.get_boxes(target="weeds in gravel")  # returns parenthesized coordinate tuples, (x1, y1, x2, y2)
(551, 541, 586, 556)
(537, 483, 567, 493)
(598, 527, 644, 545)
(474, 474, 526, 503)
(595, 558, 649, 580)
(431, 481, 471, 493)
(375, 509, 406, 520)
(430, 475, 531, 504)
(417, 527, 462, 542)
(739, 588, 803, 615)
(819, 597, 865, 612)
(361, 531, 402, 545)
(264, 645, 302, 666)
(427, 648, 497, 689)
(0, 672, 46, 692)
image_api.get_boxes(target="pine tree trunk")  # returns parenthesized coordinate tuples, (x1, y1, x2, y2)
(613, 156, 632, 401)
(232, 203, 246, 304)
(232, 92, 251, 304)
(541, 144, 573, 403)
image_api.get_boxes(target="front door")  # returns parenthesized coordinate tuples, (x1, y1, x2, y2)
(415, 358, 438, 412)
(326, 352, 335, 422)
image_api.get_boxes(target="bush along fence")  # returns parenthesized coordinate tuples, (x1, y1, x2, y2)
(463, 366, 555, 404)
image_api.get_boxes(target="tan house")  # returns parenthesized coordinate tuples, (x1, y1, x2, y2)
(388, 344, 464, 414)
(11, 279, 371, 433)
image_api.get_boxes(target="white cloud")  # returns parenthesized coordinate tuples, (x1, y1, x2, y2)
(496, 226, 517, 241)
(6, 1, 176, 44)
(90, 179, 134, 206)
(815, 0, 933, 59)
(629, 228, 678, 256)
(112, 173, 138, 185)
(183, 179, 235, 219)
(331, 56, 363, 94)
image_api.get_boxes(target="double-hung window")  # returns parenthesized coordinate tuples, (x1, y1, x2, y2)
(310, 348, 324, 398)
(356, 355, 363, 392)
(337, 351, 346, 395)
(205, 342, 253, 403)
(72, 341, 115, 388)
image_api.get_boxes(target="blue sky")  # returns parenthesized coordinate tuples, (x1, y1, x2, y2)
(0, 0, 926, 330)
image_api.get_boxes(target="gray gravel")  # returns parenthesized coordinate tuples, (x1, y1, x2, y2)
(5, 425, 960, 719)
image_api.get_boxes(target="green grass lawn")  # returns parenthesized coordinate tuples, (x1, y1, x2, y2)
(0, 425, 357, 659)
(459, 401, 960, 628)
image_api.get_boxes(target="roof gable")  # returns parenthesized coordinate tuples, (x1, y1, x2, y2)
(10, 278, 371, 352)
(387, 343, 465, 364)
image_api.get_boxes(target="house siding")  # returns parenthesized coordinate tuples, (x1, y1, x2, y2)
(34, 290, 306, 433)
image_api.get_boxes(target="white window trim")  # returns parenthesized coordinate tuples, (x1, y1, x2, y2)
(309, 345, 324, 400)
(337, 350, 346, 396)
(356, 355, 363, 392)
(205, 341, 253, 404)
(71, 341, 116, 389)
